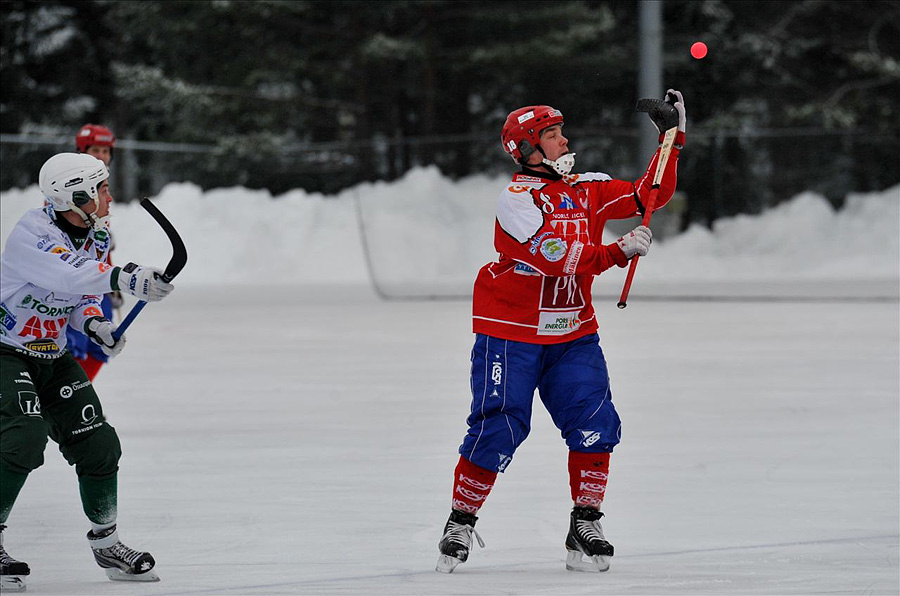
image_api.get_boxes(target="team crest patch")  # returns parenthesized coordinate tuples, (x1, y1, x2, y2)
(540, 238, 567, 262)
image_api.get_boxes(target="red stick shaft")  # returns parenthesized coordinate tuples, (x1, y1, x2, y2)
(616, 126, 678, 309)
(617, 184, 660, 308)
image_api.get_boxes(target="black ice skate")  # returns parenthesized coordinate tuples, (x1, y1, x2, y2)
(87, 525, 159, 582)
(435, 510, 484, 573)
(0, 524, 30, 592)
(565, 506, 614, 572)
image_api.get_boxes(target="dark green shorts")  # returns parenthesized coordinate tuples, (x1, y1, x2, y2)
(0, 344, 118, 475)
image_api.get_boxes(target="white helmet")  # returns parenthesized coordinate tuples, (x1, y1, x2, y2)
(39, 153, 110, 229)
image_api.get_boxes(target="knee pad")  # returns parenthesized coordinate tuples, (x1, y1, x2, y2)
(60, 422, 121, 478)
(0, 417, 49, 474)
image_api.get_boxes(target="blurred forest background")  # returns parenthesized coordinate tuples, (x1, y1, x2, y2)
(2, 0, 898, 229)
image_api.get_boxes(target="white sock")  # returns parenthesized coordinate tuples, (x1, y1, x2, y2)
(90, 521, 116, 534)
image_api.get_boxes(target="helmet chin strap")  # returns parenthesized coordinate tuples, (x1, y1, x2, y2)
(70, 197, 107, 232)
(542, 152, 576, 176)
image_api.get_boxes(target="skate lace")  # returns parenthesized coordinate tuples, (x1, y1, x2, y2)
(575, 518, 606, 543)
(445, 521, 485, 549)
(105, 541, 144, 566)
(0, 546, 14, 565)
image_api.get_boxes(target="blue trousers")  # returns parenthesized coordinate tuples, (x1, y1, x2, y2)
(459, 333, 621, 473)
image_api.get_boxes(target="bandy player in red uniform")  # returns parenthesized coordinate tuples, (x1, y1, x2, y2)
(436, 91, 686, 574)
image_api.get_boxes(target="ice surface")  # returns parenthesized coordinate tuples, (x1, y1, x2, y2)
(2, 285, 897, 595)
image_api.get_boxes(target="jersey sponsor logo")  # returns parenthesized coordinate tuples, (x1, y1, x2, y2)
(563, 241, 583, 275)
(540, 238, 567, 262)
(537, 311, 579, 335)
(50, 246, 70, 255)
(36, 235, 53, 250)
(19, 316, 67, 340)
(497, 453, 511, 472)
(514, 263, 539, 276)
(547, 215, 588, 245)
(18, 391, 41, 417)
(0, 303, 16, 331)
(558, 192, 576, 210)
(529, 231, 552, 255)
(23, 339, 60, 354)
(17, 294, 74, 317)
(514, 175, 544, 183)
(42, 292, 67, 304)
(59, 251, 73, 262)
(97, 262, 111, 273)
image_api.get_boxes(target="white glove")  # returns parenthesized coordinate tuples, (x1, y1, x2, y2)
(116, 262, 174, 302)
(666, 89, 686, 133)
(616, 225, 652, 259)
(84, 317, 126, 358)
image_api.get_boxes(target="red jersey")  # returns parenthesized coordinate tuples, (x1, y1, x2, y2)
(472, 136, 683, 344)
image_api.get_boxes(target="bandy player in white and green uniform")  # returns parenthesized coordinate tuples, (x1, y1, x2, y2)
(0, 153, 174, 591)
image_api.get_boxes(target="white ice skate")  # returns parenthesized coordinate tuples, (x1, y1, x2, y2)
(87, 525, 160, 582)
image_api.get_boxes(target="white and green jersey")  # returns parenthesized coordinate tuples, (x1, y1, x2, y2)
(0, 207, 118, 359)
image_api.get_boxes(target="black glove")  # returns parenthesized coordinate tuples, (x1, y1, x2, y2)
(636, 97, 679, 134)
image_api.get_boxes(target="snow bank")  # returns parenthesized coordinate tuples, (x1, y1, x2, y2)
(2, 167, 897, 287)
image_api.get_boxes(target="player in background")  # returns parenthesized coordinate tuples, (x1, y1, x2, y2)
(0, 153, 174, 590)
(67, 124, 121, 381)
(435, 91, 686, 574)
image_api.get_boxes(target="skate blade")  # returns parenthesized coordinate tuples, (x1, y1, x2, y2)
(565, 550, 610, 572)
(0, 575, 28, 591)
(105, 567, 160, 582)
(436, 554, 462, 573)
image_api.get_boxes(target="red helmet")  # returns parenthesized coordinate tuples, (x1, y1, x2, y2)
(501, 105, 564, 163)
(75, 124, 116, 153)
